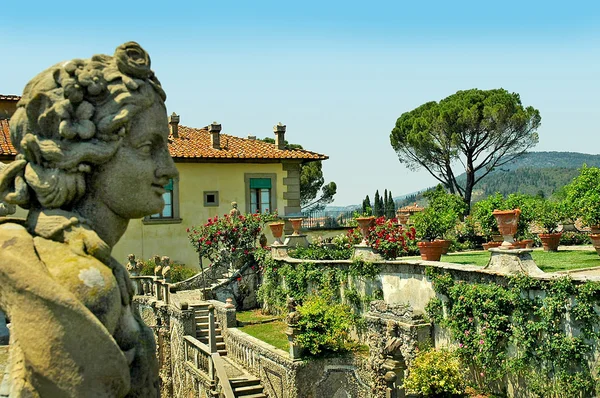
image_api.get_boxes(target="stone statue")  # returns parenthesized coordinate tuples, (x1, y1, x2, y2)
(160, 256, 171, 282)
(153, 254, 162, 277)
(126, 254, 143, 276)
(0, 42, 178, 397)
(0, 163, 16, 217)
(229, 201, 240, 218)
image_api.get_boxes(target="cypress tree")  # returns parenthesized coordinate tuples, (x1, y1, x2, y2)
(363, 195, 372, 215)
(374, 190, 380, 217)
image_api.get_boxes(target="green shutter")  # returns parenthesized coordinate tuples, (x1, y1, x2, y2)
(250, 178, 271, 189)
(164, 179, 174, 191)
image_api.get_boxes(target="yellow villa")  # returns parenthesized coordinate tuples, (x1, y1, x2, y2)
(0, 95, 328, 268)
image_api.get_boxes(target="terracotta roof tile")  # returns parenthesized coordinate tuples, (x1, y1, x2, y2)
(169, 125, 328, 161)
(0, 95, 20, 101)
(0, 120, 328, 162)
(0, 120, 16, 156)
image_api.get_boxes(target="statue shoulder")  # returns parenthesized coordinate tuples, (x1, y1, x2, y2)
(0, 221, 37, 260)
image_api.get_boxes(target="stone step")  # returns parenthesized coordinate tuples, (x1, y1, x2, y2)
(235, 394, 266, 398)
(196, 322, 221, 329)
(197, 335, 224, 343)
(229, 377, 261, 388)
(233, 384, 264, 396)
(218, 349, 228, 356)
(196, 328, 222, 336)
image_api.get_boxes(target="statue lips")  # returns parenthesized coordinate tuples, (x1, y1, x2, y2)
(151, 183, 166, 195)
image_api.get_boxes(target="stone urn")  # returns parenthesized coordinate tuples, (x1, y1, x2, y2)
(539, 232, 562, 252)
(289, 218, 303, 236)
(397, 211, 410, 226)
(417, 240, 446, 261)
(492, 209, 521, 248)
(269, 221, 285, 246)
(590, 234, 600, 256)
(355, 216, 375, 246)
(521, 239, 534, 249)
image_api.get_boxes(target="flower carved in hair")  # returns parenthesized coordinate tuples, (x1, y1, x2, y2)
(114, 42, 152, 79)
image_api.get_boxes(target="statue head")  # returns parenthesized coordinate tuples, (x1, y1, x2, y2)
(0, 42, 177, 216)
(127, 253, 136, 262)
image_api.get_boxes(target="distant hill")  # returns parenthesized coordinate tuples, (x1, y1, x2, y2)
(396, 151, 600, 208)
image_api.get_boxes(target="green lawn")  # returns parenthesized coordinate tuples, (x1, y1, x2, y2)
(237, 320, 289, 351)
(433, 249, 600, 272)
(236, 309, 279, 324)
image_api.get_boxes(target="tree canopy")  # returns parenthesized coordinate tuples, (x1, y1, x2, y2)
(390, 88, 541, 213)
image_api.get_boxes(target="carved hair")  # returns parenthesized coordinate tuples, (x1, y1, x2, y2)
(0, 42, 166, 209)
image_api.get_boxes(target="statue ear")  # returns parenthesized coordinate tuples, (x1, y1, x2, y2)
(27, 93, 61, 138)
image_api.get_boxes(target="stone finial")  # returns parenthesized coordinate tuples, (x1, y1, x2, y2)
(273, 122, 286, 150)
(209, 122, 222, 150)
(169, 112, 180, 138)
(225, 297, 235, 309)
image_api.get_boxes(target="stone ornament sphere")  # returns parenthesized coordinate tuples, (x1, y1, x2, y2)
(0, 42, 176, 398)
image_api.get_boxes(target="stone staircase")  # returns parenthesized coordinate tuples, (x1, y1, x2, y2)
(192, 303, 227, 356)
(191, 302, 267, 397)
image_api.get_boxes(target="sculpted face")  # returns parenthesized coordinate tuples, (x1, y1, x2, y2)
(89, 99, 178, 220)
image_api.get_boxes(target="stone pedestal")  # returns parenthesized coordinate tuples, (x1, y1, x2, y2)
(271, 245, 289, 260)
(0, 310, 8, 345)
(283, 234, 309, 248)
(285, 325, 303, 361)
(353, 245, 381, 261)
(484, 248, 543, 275)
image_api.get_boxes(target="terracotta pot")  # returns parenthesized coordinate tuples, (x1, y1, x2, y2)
(482, 241, 503, 250)
(355, 216, 375, 246)
(397, 212, 410, 226)
(591, 225, 600, 235)
(539, 232, 562, 252)
(512, 241, 527, 249)
(417, 240, 447, 261)
(590, 234, 600, 255)
(289, 218, 303, 236)
(492, 209, 521, 236)
(435, 239, 451, 254)
(521, 239, 534, 249)
(268, 222, 285, 246)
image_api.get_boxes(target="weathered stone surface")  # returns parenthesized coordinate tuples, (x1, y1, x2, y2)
(485, 248, 544, 275)
(0, 42, 175, 397)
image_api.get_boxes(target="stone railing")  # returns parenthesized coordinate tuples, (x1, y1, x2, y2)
(183, 336, 235, 398)
(130, 276, 173, 305)
(226, 327, 293, 377)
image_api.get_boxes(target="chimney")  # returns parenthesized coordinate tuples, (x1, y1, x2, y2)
(273, 122, 286, 150)
(209, 121, 222, 149)
(169, 112, 180, 138)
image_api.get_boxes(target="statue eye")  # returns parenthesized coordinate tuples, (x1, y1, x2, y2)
(137, 142, 152, 155)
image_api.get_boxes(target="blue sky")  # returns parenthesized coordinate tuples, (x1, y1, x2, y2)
(2, 1, 599, 206)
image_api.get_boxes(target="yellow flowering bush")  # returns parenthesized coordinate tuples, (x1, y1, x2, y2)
(403, 347, 467, 397)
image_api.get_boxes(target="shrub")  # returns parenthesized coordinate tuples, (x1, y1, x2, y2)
(533, 199, 564, 234)
(472, 193, 504, 241)
(296, 294, 358, 355)
(412, 207, 458, 241)
(564, 165, 600, 227)
(559, 231, 591, 246)
(188, 211, 277, 269)
(403, 346, 467, 397)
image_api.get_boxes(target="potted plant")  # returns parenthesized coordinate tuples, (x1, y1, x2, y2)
(472, 193, 504, 249)
(413, 207, 458, 261)
(534, 199, 563, 252)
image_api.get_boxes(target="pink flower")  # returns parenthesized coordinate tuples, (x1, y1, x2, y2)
(465, 330, 470, 335)
(459, 343, 463, 348)
(479, 339, 484, 345)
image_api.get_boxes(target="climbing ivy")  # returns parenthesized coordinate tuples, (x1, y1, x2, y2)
(425, 267, 600, 397)
(255, 250, 382, 315)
